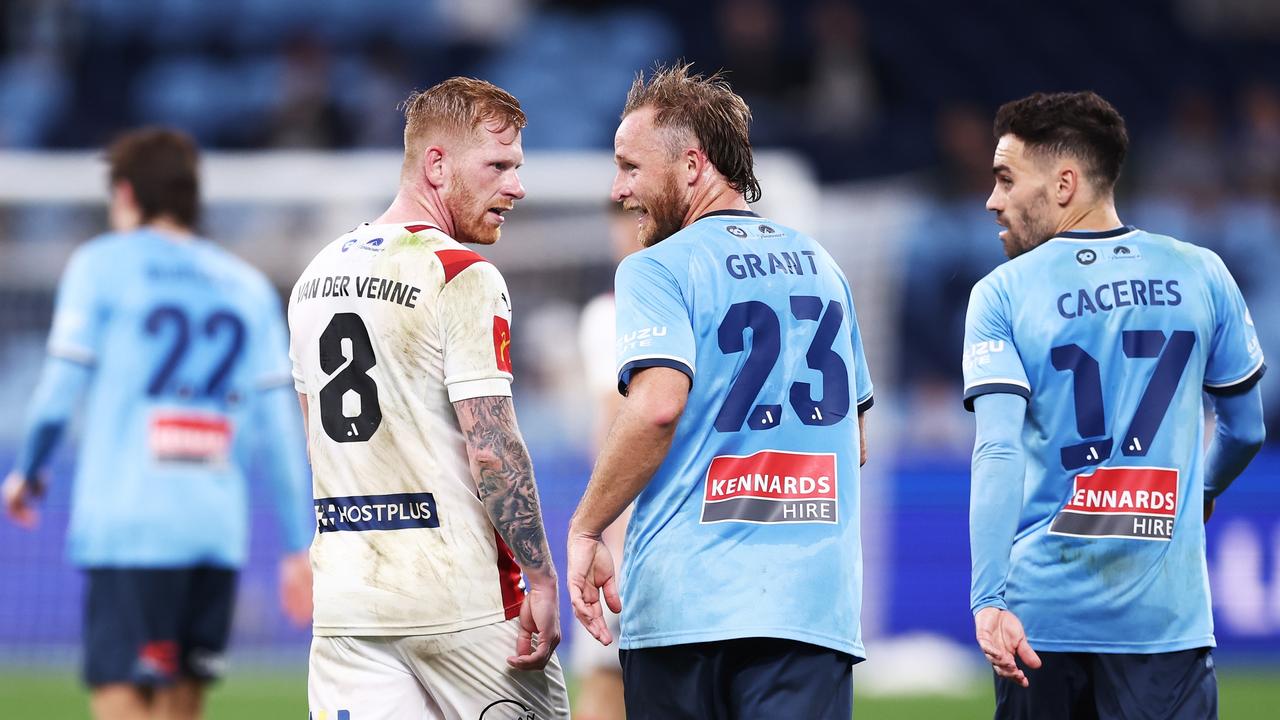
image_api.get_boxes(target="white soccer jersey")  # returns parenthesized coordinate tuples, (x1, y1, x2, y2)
(289, 222, 523, 636)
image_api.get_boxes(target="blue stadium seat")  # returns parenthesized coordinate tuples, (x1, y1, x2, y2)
(132, 58, 237, 144)
(0, 56, 70, 148)
(480, 8, 676, 149)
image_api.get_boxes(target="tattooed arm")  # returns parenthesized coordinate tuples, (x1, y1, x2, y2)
(453, 395, 559, 669)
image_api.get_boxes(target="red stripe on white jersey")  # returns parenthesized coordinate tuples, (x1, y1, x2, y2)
(493, 530, 523, 620)
(435, 248, 488, 284)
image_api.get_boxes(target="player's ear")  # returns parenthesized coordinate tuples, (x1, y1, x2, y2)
(1055, 164, 1078, 207)
(685, 148, 704, 186)
(423, 146, 448, 189)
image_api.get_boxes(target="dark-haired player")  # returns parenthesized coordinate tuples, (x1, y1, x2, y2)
(3, 128, 313, 720)
(964, 91, 1266, 719)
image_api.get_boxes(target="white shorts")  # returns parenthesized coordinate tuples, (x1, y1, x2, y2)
(308, 618, 569, 720)
(568, 602, 622, 674)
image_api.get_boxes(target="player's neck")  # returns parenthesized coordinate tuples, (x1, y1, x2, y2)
(1056, 202, 1123, 236)
(682, 183, 750, 228)
(374, 187, 454, 237)
(143, 217, 195, 242)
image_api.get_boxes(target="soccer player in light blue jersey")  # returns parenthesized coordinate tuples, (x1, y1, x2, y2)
(2, 129, 314, 720)
(964, 92, 1266, 719)
(567, 63, 873, 720)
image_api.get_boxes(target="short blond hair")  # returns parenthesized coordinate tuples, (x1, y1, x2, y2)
(400, 77, 527, 167)
(623, 62, 761, 203)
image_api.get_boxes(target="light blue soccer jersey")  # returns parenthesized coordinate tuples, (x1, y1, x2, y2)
(614, 210, 874, 657)
(963, 226, 1266, 653)
(41, 229, 313, 567)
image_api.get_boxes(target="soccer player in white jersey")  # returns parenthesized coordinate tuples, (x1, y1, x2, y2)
(4, 128, 314, 720)
(965, 91, 1266, 719)
(288, 78, 569, 719)
(568, 64, 874, 719)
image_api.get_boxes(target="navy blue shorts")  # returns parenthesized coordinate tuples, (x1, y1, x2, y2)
(994, 648, 1217, 720)
(83, 567, 238, 687)
(619, 637, 854, 720)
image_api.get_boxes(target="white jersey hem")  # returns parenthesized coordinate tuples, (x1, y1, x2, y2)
(314, 608, 512, 638)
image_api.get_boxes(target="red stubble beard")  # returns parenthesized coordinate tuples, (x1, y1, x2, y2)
(446, 170, 504, 245)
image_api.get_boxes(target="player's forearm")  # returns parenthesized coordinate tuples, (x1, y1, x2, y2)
(1204, 385, 1266, 500)
(454, 396, 556, 580)
(257, 385, 316, 552)
(572, 409, 675, 537)
(571, 368, 687, 537)
(13, 356, 91, 481)
(969, 393, 1028, 614)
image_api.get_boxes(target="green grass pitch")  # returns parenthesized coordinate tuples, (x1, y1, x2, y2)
(0, 668, 1276, 718)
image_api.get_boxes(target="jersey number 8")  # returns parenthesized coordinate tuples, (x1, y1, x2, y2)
(318, 313, 382, 443)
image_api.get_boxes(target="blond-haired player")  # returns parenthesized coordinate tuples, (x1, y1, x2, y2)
(289, 77, 569, 719)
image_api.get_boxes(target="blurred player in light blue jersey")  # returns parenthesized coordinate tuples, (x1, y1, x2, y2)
(3, 129, 314, 720)
(568, 63, 873, 720)
(964, 92, 1266, 720)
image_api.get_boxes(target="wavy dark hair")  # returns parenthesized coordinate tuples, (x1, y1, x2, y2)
(994, 91, 1129, 191)
(106, 127, 200, 227)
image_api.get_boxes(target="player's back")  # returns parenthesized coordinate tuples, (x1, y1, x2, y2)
(963, 226, 1265, 652)
(288, 222, 523, 637)
(614, 211, 874, 657)
(53, 229, 288, 567)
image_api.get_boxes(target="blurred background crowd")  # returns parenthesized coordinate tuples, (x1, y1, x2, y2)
(0, 0, 1278, 698)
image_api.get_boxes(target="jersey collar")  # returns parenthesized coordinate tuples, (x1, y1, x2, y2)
(695, 209, 760, 222)
(1052, 225, 1137, 241)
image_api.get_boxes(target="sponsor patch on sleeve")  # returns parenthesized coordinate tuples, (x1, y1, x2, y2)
(702, 450, 837, 524)
(1048, 466, 1178, 541)
(493, 316, 513, 373)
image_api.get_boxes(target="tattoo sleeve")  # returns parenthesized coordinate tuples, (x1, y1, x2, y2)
(452, 395, 554, 576)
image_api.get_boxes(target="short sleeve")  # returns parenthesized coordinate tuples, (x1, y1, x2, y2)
(844, 286, 874, 413)
(613, 253, 696, 395)
(1203, 251, 1266, 395)
(962, 276, 1030, 411)
(438, 261, 514, 402)
(47, 245, 107, 365)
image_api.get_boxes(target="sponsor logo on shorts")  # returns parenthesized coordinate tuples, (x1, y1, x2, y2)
(701, 450, 837, 524)
(148, 411, 232, 466)
(135, 640, 179, 680)
(309, 711, 351, 720)
(1049, 466, 1178, 541)
(480, 699, 536, 719)
(315, 492, 440, 533)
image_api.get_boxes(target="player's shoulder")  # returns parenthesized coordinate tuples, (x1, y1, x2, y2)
(423, 234, 500, 287)
(70, 229, 148, 265)
(188, 238, 276, 296)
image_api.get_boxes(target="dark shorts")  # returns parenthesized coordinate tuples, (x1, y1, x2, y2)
(619, 637, 854, 720)
(83, 567, 238, 688)
(995, 648, 1217, 720)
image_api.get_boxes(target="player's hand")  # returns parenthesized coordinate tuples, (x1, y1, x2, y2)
(3, 471, 44, 529)
(508, 572, 560, 671)
(1204, 497, 1216, 524)
(975, 607, 1041, 687)
(278, 550, 313, 627)
(567, 531, 623, 646)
